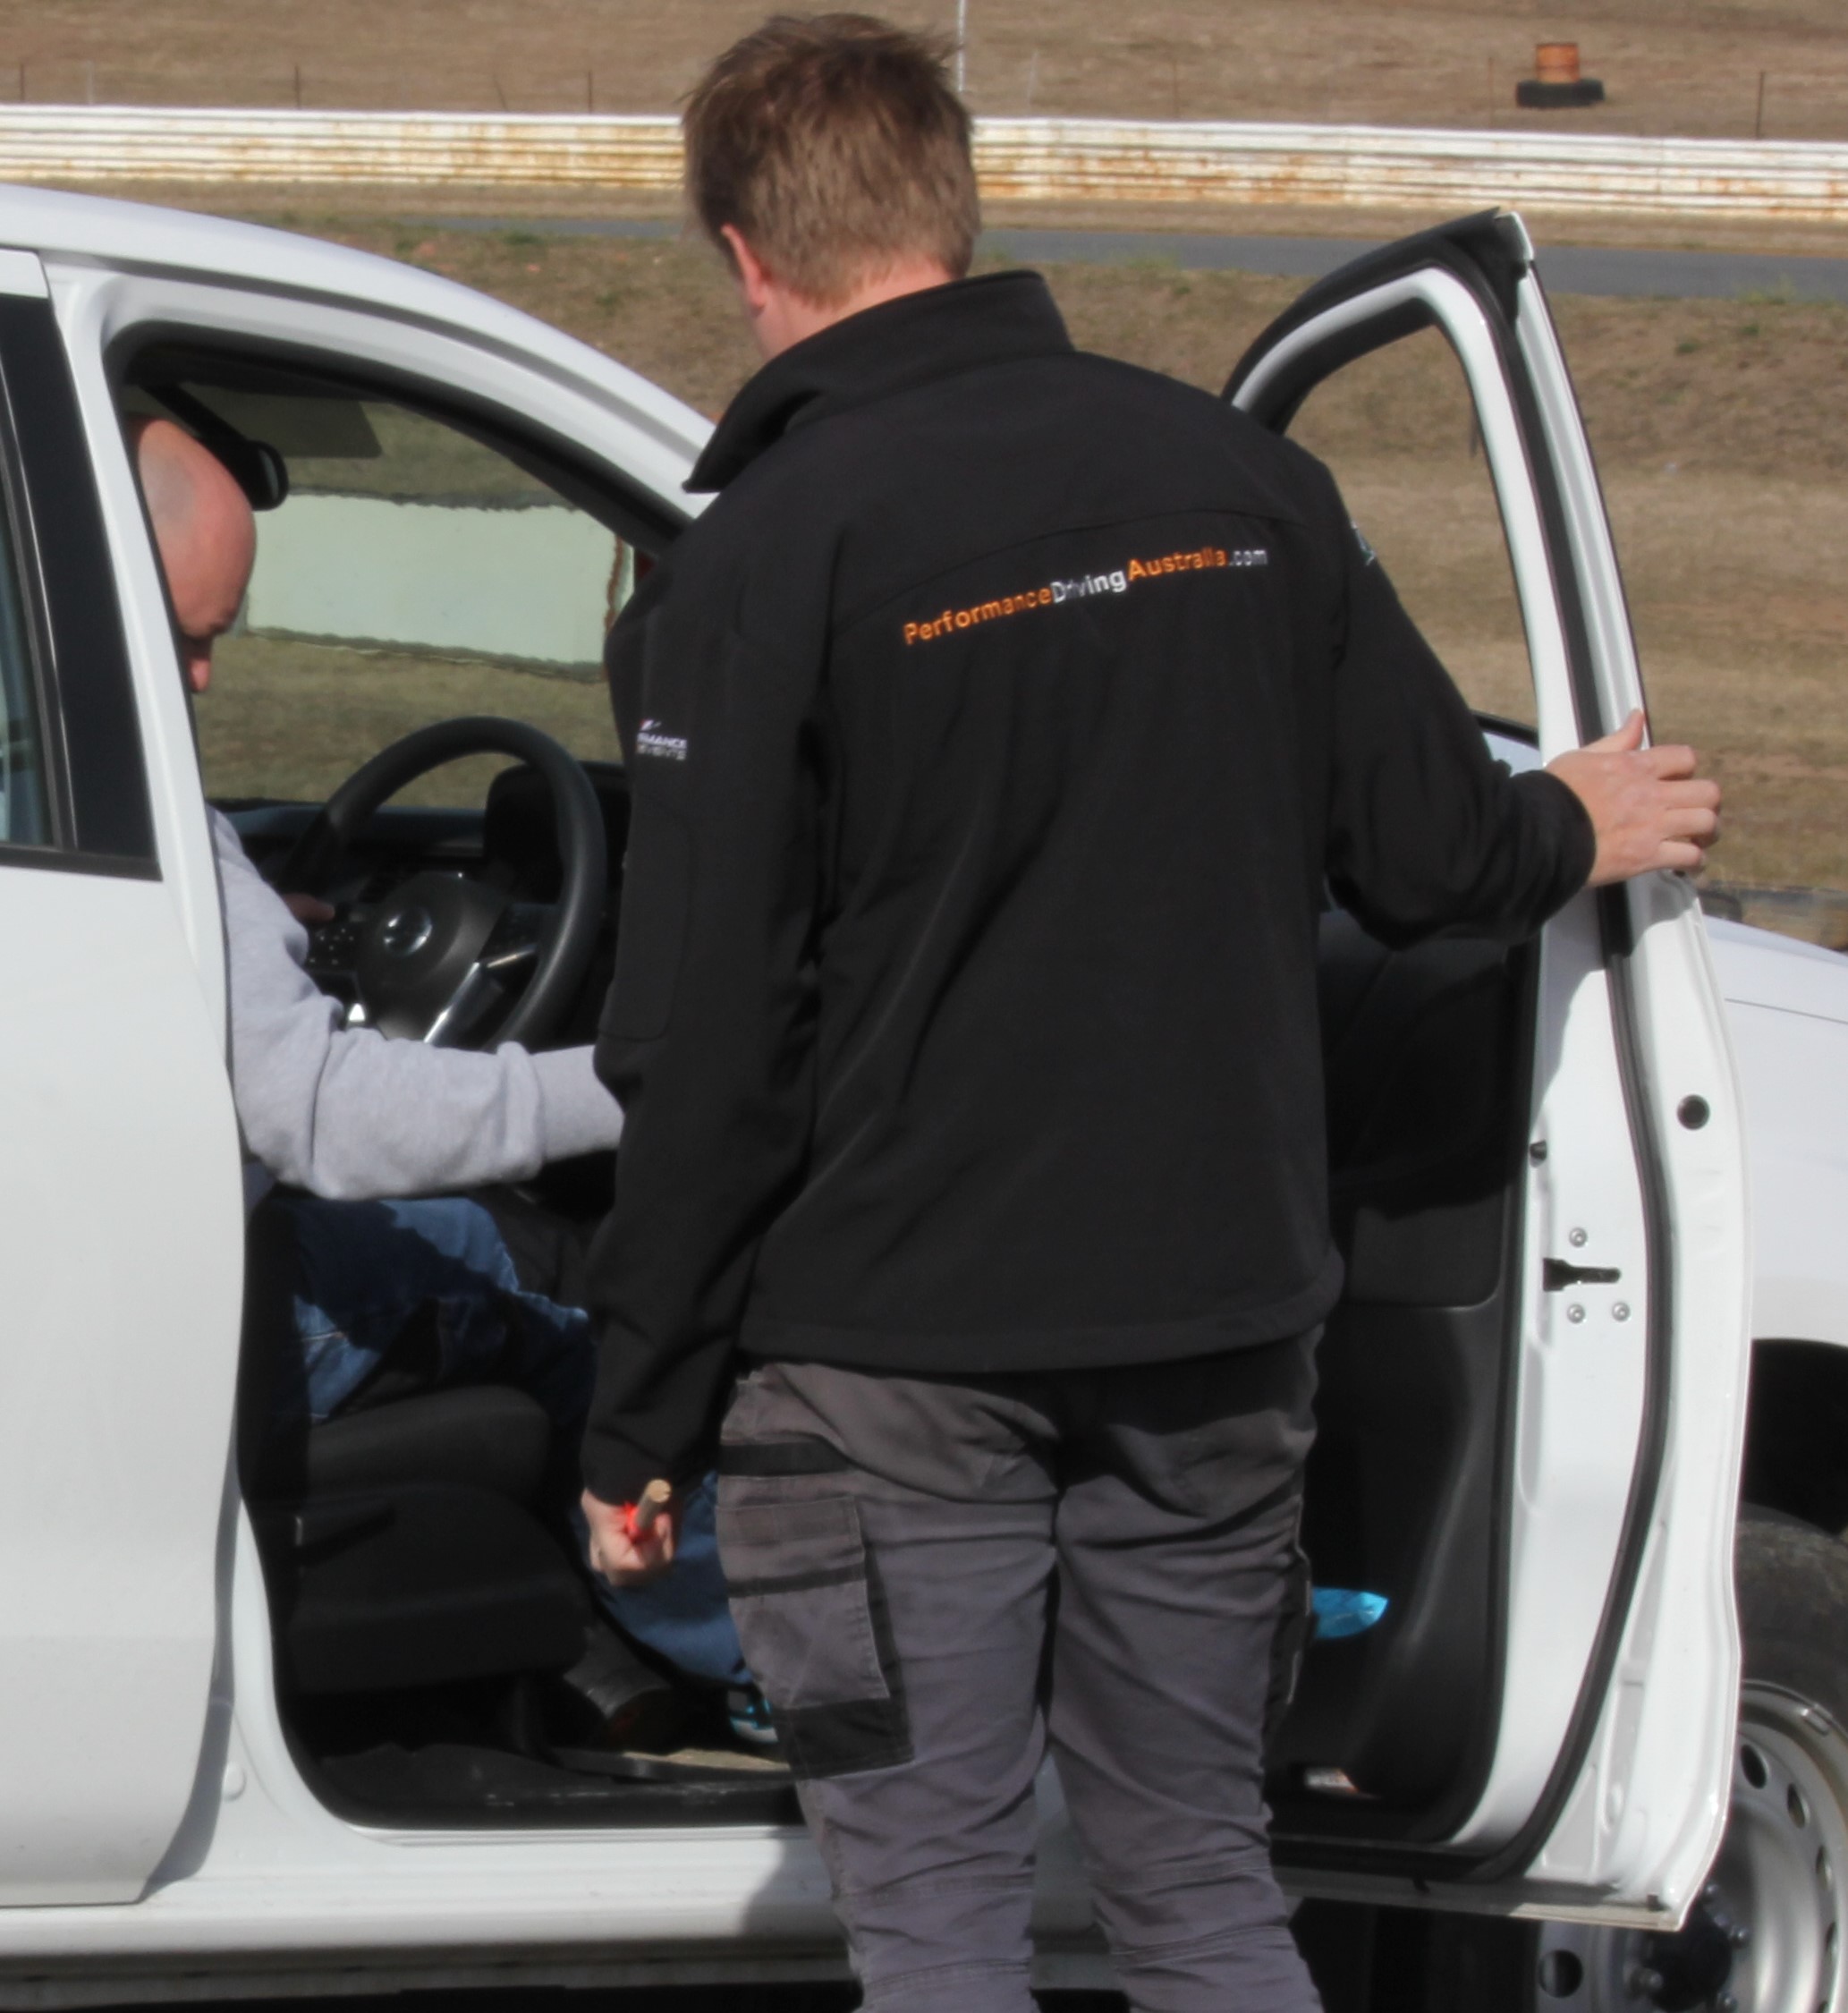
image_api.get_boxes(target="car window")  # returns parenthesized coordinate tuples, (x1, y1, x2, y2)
(0, 484, 49, 848)
(151, 382, 631, 808)
(1286, 325, 1536, 730)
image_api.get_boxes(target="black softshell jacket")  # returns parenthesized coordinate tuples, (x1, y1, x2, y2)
(580, 271, 1593, 1505)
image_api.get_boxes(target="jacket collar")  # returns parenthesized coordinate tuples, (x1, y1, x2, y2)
(686, 269, 1072, 494)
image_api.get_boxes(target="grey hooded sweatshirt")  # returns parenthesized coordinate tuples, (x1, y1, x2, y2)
(212, 810, 622, 1211)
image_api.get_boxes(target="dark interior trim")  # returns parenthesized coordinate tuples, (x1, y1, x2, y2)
(1223, 211, 1521, 412)
(1475, 710, 1539, 750)
(0, 838, 161, 880)
(0, 316, 71, 851)
(0, 295, 158, 867)
(112, 327, 691, 561)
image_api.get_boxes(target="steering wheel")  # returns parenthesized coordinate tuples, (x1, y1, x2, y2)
(276, 718, 607, 1052)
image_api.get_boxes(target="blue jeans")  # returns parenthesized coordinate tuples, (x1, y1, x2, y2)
(267, 1192, 750, 1690)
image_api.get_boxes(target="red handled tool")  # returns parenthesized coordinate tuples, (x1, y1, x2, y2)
(623, 1477, 673, 1543)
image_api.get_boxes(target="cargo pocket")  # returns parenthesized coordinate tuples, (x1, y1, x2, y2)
(717, 1489, 912, 1780)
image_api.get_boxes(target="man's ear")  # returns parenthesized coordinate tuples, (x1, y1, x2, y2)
(719, 225, 778, 319)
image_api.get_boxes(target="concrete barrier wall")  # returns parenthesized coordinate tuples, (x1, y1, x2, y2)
(976, 118, 1848, 219)
(4, 106, 1848, 220)
(245, 493, 618, 670)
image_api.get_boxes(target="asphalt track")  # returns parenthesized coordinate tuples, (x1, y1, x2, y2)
(437, 214, 1848, 302)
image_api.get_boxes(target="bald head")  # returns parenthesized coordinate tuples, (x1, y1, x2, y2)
(131, 417, 256, 693)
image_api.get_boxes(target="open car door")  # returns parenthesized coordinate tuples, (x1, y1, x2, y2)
(0, 250, 244, 1904)
(1228, 214, 1751, 1925)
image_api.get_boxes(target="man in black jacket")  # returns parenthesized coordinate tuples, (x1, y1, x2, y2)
(578, 18, 1719, 2011)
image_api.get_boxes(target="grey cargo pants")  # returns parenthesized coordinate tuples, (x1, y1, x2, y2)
(715, 1338, 1322, 2013)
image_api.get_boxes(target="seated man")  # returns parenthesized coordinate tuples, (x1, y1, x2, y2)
(133, 415, 758, 1738)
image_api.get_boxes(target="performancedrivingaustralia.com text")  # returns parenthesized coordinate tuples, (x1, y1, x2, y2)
(902, 542, 1267, 647)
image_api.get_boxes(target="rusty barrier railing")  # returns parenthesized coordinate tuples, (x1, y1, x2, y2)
(2, 107, 1846, 220)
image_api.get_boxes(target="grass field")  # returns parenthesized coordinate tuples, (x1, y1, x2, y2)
(199, 639, 620, 812)
(9, 0, 1848, 143)
(175, 208, 1848, 913)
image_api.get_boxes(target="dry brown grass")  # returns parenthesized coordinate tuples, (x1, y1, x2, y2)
(200, 637, 620, 809)
(86, 179, 1848, 262)
(6, 0, 1848, 141)
(183, 212, 1848, 895)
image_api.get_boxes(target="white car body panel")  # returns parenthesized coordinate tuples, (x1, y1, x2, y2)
(0, 1512, 1094, 1977)
(0, 875, 243, 1906)
(1708, 920, 1848, 1351)
(1, 183, 711, 520)
(0, 247, 46, 297)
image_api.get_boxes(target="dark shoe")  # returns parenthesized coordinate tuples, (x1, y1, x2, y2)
(555, 1620, 688, 1752)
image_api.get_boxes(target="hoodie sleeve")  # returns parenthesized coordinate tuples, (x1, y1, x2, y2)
(1317, 487, 1595, 947)
(579, 542, 829, 1506)
(213, 811, 623, 1202)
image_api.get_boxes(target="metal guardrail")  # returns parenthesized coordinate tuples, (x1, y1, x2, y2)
(3, 106, 1848, 220)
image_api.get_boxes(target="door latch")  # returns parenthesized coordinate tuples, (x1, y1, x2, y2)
(1543, 1258, 1622, 1291)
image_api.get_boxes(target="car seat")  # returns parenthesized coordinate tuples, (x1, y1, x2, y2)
(235, 1199, 587, 1697)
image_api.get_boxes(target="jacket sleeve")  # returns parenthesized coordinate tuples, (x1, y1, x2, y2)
(579, 573, 828, 1506)
(1318, 494, 1595, 947)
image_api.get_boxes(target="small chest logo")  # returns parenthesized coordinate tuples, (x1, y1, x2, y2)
(636, 719, 688, 762)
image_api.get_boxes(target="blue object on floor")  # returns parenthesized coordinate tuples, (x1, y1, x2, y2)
(726, 1685, 780, 1749)
(1311, 1588, 1389, 1640)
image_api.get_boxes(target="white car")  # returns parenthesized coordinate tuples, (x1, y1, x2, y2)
(0, 186, 1837, 2013)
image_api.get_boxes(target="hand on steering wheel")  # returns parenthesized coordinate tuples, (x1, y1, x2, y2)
(276, 718, 607, 1052)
